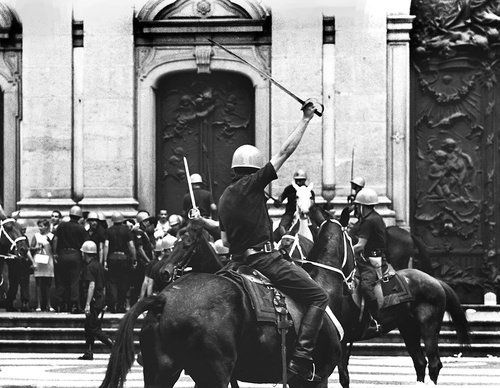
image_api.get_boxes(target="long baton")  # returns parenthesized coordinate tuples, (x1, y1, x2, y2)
(183, 157, 201, 219)
(207, 38, 323, 117)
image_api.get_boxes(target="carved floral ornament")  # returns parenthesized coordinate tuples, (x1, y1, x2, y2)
(136, 0, 269, 21)
(411, 0, 500, 58)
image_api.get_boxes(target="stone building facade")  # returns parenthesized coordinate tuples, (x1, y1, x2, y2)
(2, 0, 499, 302)
(0, 0, 412, 225)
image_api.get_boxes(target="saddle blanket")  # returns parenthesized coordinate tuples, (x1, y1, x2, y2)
(380, 272, 414, 308)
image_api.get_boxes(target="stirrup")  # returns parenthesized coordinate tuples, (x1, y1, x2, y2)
(368, 319, 381, 333)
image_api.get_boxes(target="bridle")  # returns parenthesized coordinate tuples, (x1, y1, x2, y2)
(0, 218, 25, 259)
(293, 218, 356, 286)
(171, 235, 199, 281)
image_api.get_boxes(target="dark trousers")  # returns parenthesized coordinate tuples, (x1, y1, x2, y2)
(129, 261, 146, 307)
(248, 252, 328, 308)
(107, 253, 131, 310)
(55, 249, 83, 308)
(84, 294, 109, 344)
(6, 259, 31, 305)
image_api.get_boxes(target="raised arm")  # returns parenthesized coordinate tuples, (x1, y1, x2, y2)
(270, 99, 322, 173)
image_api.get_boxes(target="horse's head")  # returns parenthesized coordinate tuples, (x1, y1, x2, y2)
(306, 203, 355, 290)
(160, 219, 204, 284)
(293, 182, 314, 218)
(0, 218, 29, 259)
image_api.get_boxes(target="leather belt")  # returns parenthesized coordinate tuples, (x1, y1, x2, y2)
(232, 241, 274, 262)
(110, 251, 126, 255)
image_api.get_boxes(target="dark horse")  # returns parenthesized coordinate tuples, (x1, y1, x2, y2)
(100, 216, 351, 388)
(306, 204, 472, 387)
(0, 216, 30, 299)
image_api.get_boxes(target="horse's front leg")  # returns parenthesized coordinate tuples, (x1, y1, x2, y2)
(338, 342, 351, 388)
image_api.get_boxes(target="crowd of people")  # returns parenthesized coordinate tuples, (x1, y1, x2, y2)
(2, 206, 186, 315)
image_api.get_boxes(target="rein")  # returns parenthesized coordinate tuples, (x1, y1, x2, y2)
(293, 219, 355, 284)
(172, 238, 199, 280)
(0, 218, 24, 256)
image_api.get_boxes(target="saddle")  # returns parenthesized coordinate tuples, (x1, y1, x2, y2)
(217, 263, 343, 339)
(351, 264, 414, 312)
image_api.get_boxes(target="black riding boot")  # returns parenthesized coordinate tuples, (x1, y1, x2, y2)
(78, 341, 94, 360)
(365, 298, 382, 336)
(288, 305, 324, 382)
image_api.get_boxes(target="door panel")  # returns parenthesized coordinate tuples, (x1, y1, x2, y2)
(156, 71, 255, 215)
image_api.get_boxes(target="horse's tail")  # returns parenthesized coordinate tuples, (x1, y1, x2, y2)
(100, 293, 167, 388)
(439, 280, 472, 347)
(411, 234, 432, 274)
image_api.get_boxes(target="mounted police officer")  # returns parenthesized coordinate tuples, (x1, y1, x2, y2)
(218, 98, 328, 382)
(352, 188, 387, 336)
(274, 168, 315, 234)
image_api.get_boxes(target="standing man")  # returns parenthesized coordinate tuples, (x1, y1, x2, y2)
(78, 240, 113, 360)
(129, 213, 153, 307)
(154, 209, 170, 241)
(86, 212, 106, 265)
(218, 99, 328, 382)
(182, 173, 217, 220)
(103, 212, 136, 313)
(53, 205, 89, 314)
(352, 188, 387, 336)
(50, 210, 62, 233)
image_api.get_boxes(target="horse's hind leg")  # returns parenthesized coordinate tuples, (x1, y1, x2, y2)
(420, 321, 443, 384)
(398, 319, 427, 383)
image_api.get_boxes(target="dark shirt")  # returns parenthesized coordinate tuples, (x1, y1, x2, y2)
(134, 229, 153, 262)
(218, 162, 277, 254)
(54, 219, 88, 252)
(357, 209, 386, 255)
(279, 185, 316, 215)
(88, 226, 106, 252)
(183, 187, 215, 218)
(105, 224, 134, 254)
(83, 258, 106, 295)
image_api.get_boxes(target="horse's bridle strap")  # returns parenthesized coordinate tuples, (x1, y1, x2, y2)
(0, 218, 25, 251)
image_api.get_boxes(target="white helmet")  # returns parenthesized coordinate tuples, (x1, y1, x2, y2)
(231, 145, 263, 169)
(81, 240, 97, 254)
(69, 205, 83, 218)
(161, 234, 177, 251)
(190, 174, 203, 184)
(168, 214, 183, 227)
(350, 177, 366, 188)
(294, 169, 308, 180)
(354, 188, 378, 206)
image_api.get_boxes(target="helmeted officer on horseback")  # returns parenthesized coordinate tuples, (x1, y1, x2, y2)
(352, 187, 388, 336)
(218, 98, 328, 382)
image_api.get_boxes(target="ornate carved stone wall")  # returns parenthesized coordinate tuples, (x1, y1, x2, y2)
(410, 0, 500, 294)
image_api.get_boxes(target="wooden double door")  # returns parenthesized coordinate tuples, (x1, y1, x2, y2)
(155, 71, 255, 216)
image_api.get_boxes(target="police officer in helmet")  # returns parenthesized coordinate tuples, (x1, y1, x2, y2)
(352, 188, 387, 336)
(218, 98, 328, 382)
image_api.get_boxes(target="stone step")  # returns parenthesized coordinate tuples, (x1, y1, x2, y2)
(0, 305, 498, 356)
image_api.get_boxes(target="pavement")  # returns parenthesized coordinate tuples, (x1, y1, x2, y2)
(0, 353, 499, 387)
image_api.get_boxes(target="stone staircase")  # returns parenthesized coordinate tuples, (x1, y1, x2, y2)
(0, 305, 498, 357)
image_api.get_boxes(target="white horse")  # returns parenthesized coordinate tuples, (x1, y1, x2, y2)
(277, 182, 315, 260)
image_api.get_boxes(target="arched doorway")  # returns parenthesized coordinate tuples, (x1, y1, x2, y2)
(155, 71, 255, 215)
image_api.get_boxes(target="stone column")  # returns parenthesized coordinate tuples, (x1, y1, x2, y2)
(78, 0, 137, 214)
(387, 15, 414, 228)
(18, 0, 74, 214)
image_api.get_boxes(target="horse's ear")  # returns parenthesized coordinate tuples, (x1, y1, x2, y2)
(340, 207, 350, 227)
(292, 182, 300, 191)
(307, 182, 314, 192)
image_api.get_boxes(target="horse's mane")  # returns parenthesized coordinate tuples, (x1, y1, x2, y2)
(183, 218, 224, 271)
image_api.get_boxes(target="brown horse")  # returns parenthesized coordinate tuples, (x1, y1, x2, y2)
(0, 216, 30, 299)
(306, 204, 472, 387)
(99, 216, 350, 388)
